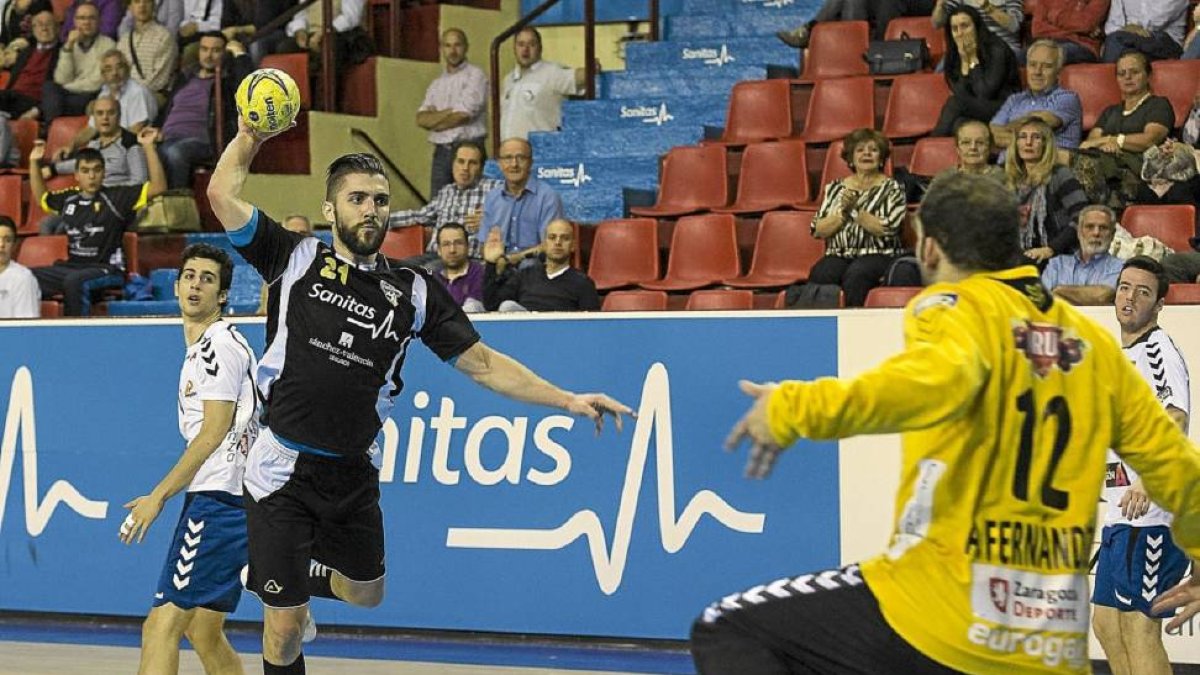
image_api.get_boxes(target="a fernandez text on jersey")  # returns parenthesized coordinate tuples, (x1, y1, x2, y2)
(232, 209, 480, 457)
(766, 266, 1200, 674)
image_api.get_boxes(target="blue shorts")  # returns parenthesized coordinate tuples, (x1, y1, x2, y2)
(1092, 524, 1190, 618)
(153, 491, 247, 613)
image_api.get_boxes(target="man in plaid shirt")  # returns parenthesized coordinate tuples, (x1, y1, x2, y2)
(387, 140, 499, 263)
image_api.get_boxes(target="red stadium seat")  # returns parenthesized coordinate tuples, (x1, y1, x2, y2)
(882, 73, 951, 139)
(22, 176, 76, 233)
(44, 115, 87, 160)
(630, 145, 728, 217)
(0, 174, 21, 223)
(685, 289, 754, 311)
(640, 213, 739, 292)
(380, 226, 426, 260)
(39, 300, 62, 317)
(725, 211, 824, 288)
(1165, 283, 1200, 305)
(601, 290, 668, 312)
(908, 137, 959, 176)
(796, 21, 871, 82)
(707, 79, 793, 146)
(715, 141, 810, 214)
(885, 16, 946, 67)
(8, 118, 38, 173)
(259, 53, 312, 110)
(1122, 205, 1196, 254)
(799, 76, 876, 145)
(1059, 64, 1119, 131)
(864, 286, 922, 308)
(15, 234, 67, 268)
(588, 218, 659, 291)
(1149, 60, 1200, 130)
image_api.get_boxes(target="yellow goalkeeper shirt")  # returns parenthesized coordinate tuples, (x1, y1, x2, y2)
(767, 266, 1200, 674)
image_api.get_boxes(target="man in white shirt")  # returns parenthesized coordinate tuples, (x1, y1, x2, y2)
(0, 217, 40, 318)
(417, 28, 487, 197)
(499, 26, 587, 141)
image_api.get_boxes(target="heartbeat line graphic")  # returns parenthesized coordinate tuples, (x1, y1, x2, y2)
(446, 363, 765, 594)
(0, 367, 109, 536)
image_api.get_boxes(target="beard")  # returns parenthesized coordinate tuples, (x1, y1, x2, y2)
(334, 217, 386, 257)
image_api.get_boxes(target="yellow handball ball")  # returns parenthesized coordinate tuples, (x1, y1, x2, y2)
(235, 68, 301, 134)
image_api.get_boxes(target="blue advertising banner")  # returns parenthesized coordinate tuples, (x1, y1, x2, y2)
(0, 315, 840, 639)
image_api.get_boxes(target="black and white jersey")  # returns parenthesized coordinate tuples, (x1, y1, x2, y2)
(233, 209, 480, 458)
(1104, 326, 1191, 527)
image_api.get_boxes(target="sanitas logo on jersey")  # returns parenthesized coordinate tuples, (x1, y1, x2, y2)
(308, 282, 376, 320)
(1012, 321, 1085, 377)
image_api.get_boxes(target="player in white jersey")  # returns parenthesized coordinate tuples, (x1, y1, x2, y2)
(120, 243, 259, 675)
(1093, 256, 1191, 675)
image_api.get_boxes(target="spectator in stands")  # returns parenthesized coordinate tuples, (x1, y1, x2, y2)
(0, 216, 40, 318)
(1041, 204, 1124, 304)
(1, 0, 51, 47)
(418, 28, 487, 197)
(28, 128, 165, 315)
(499, 27, 586, 141)
(220, 0, 290, 63)
(1005, 116, 1090, 263)
(941, 119, 1006, 180)
(43, 1, 115, 122)
(280, 0, 369, 72)
(178, 0, 223, 50)
(0, 10, 58, 120)
(118, 0, 179, 101)
(387, 139, 500, 266)
(256, 213, 311, 314)
(810, 128, 907, 307)
(933, 0, 1024, 56)
(1185, 3, 1200, 60)
(483, 218, 598, 312)
(775, 0, 935, 47)
(120, 0, 182, 38)
(88, 49, 156, 131)
(1134, 137, 1200, 208)
(59, 0, 120, 41)
(1102, 0, 1188, 62)
(1029, 0, 1109, 64)
(932, 6, 1019, 137)
(1075, 51, 1174, 208)
(478, 137, 563, 264)
(156, 31, 251, 188)
(990, 40, 1082, 154)
(1184, 85, 1198, 145)
(433, 222, 484, 313)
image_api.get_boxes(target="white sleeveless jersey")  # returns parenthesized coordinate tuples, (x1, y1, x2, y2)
(178, 321, 259, 495)
(1104, 326, 1190, 527)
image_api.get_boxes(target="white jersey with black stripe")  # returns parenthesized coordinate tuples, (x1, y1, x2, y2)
(1103, 326, 1190, 527)
(178, 320, 260, 495)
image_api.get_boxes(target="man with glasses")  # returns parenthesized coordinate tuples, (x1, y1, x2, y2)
(43, 0, 115, 122)
(478, 137, 563, 268)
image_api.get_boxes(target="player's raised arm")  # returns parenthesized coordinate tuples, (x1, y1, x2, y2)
(206, 117, 268, 231)
(454, 341, 631, 434)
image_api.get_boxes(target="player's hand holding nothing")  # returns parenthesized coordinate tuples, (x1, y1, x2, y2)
(1118, 480, 1151, 520)
(563, 393, 633, 435)
(726, 380, 784, 479)
(1152, 575, 1200, 631)
(119, 495, 164, 545)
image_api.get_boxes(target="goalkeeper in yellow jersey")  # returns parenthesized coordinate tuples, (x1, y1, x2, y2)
(690, 173, 1200, 675)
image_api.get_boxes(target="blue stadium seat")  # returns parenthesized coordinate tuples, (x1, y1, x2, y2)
(560, 95, 728, 132)
(530, 126, 704, 161)
(624, 37, 797, 71)
(105, 300, 183, 316)
(600, 67, 768, 98)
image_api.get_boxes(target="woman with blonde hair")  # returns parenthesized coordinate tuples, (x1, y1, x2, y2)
(1005, 116, 1090, 263)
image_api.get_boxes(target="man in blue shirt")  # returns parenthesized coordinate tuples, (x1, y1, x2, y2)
(1042, 204, 1125, 305)
(478, 137, 563, 266)
(991, 39, 1083, 154)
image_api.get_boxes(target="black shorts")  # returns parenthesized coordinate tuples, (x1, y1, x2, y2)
(244, 432, 385, 608)
(690, 564, 962, 675)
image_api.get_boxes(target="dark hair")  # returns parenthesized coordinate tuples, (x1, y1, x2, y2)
(437, 222, 469, 243)
(1116, 49, 1152, 75)
(75, 147, 105, 169)
(178, 243, 234, 306)
(1120, 256, 1169, 302)
(196, 30, 227, 47)
(452, 139, 485, 162)
(0, 215, 16, 238)
(918, 172, 1023, 271)
(325, 153, 386, 201)
(515, 26, 542, 47)
(840, 128, 890, 168)
(942, 6, 1017, 90)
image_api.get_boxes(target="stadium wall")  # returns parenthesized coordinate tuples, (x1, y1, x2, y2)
(0, 309, 1198, 661)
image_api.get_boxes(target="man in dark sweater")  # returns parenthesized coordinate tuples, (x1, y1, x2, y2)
(0, 9, 59, 119)
(483, 218, 599, 312)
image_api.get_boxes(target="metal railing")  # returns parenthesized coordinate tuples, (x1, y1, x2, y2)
(351, 128, 427, 204)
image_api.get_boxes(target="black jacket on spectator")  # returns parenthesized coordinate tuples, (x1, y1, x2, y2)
(156, 51, 252, 149)
(484, 262, 600, 312)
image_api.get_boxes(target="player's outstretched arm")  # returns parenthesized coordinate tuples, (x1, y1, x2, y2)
(454, 341, 632, 434)
(725, 380, 783, 479)
(206, 116, 291, 232)
(118, 400, 235, 545)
